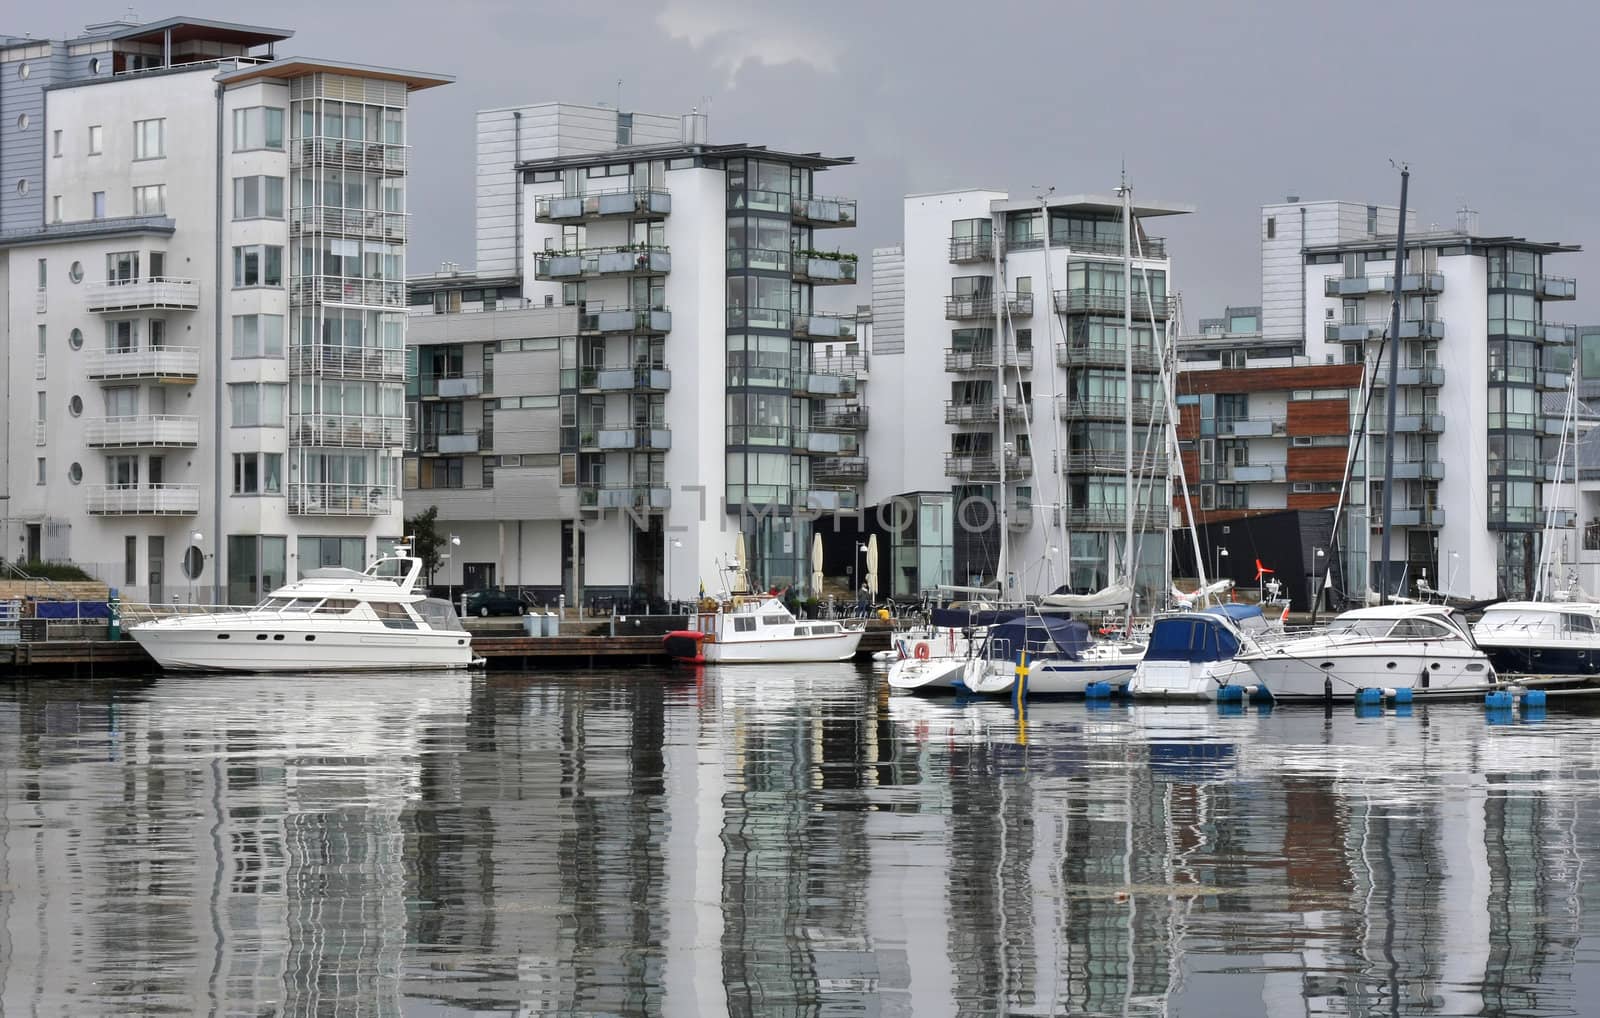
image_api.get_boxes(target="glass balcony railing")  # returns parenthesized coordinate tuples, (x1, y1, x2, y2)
(535, 188, 671, 223)
(534, 245, 670, 280)
(946, 293, 1033, 319)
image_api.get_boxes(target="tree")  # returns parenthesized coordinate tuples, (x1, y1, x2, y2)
(407, 506, 445, 582)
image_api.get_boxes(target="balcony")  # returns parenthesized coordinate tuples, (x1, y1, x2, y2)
(1390, 459, 1446, 481)
(535, 188, 671, 223)
(579, 426, 671, 453)
(438, 375, 483, 399)
(1055, 343, 1158, 371)
(289, 205, 406, 242)
(946, 293, 1033, 320)
(85, 345, 200, 383)
(293, 344, 407, 381)
(1058, 450, 1168, 474)
(1373, 366, 1446, 388)
(813, 456, 868, 483)
(533, 245, 671, 281)
(1324, 318, 1446, 343)
(801, 371, 859, 398)
(288, 482, 397, 517)
(814, 353, 869, 380)
(801, 486, 861, 512)
(86, 483, 199, 516)
(420, 429, 484, 455)
(1220, 462, 1287, 483)
(1051, 235, 1168, 260)
(579, 306, 672, 335)
(792, 254, 858, 285)
(1538, 370, 1572, 391)
(1377, 506, 1445, 529)
(791, 194, 856, 228)
(949, 237, 994, 263)
(1052, 289, 1170, 319)
(84, 415, 199, 448)
(290, 414, 405, 449)
(290, 138, 407, 173)
(944, 397, 1028, 425)
(1322, 272, 1445, 298)
(1008, 502, 1034, 531)
(727, 305, 791, 331)
(85, 277, 200, 313)
(797, 430, 858, 455)
(289, 277, 404, 308)
(944, 453, 1033, 481)
(1216, 417, 1286, 438)
(578, 365, 672, 392)
(1058, 398, 1165, 423)
(578, 484, 671, 513)
(1538, 275, 1577, 300)
(811, 406, 868, 431)
(1543, 323, 1578, 345)
(793, 312, 857, 341)
(1389, 413, 1446, 434)
(946, 345, 1033, 372)
(1058, 506, 1170, 531)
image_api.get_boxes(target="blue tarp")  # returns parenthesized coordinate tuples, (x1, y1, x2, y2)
(1205, 603, 1264, 623)
(983, 615, 1091, 660)
(1145, 614, 1241, 663)
(34, 601, 110, 620)
(930, 607, 1025, 629)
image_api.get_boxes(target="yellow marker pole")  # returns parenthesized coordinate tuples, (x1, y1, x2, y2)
(1013, 649, 1030, 742)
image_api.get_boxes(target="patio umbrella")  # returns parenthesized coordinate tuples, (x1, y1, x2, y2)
(865, 534, 879, 599)
(810, 533, 824, 596)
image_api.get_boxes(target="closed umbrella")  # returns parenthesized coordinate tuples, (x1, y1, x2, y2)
(734, 531, 750, 594)
(865, 534, 879, 600)
(810, 533, 824, 596)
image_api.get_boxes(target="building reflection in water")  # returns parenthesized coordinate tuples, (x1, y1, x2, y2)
(0, 676, 1597, 1015)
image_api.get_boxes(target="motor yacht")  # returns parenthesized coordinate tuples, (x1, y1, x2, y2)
(1127, 604, 1267, 700)
(1235, 603, 1496, 702)
(1470, 601, 1600, 677)
(663, 597, 864, 664)
(128, 552, 474, 672)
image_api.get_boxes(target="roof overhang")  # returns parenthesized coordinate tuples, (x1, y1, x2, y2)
(1305, 234, 1580, 257)
(0, 215, 176, 250)
(989, 193, 1195, 219)
(105, 16, 292, 48)
(217, 57, 452, 91)
(517, 141, 851, 174)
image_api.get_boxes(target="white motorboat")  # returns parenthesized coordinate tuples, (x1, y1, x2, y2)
(1127, 605, 1265, 701)
(663, 597, 864, 664)
(1235, 603, 1497, 702)
(886, 606, 1020, 693)
(1471, 601, 1600, 677)
(129, 552, 473, 672)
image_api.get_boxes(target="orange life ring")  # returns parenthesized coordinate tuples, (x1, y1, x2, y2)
(914, 642, 931, 661)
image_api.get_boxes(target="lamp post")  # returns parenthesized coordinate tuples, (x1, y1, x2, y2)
(1214, 546, 1229, 588)
(668, 538, 682, 612)
(856, 541, 868, 604)
(444, 533, 461, 615)
(189, 530, 203, 605)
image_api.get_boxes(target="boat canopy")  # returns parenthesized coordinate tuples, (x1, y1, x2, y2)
(1144, 613, 1242, 664)
(416, 598, 466, 632)
(930, 607, 1024, 629)
(982, 615, 1091, 661)
(1040, 583, 1133, 611)
(303, 567, 369, 582)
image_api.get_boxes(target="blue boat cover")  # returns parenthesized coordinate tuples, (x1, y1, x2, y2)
(983, 615, 1091, 660)
(34, 601, 110, 620)
(1145, 613, 1241, 663)
(930, 607, 1025, 629)
(1204, 603, 1264, 623)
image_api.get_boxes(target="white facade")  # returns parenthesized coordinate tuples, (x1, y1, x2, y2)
(0, 19, 448, 602)
(1260, 199, 1409, 349)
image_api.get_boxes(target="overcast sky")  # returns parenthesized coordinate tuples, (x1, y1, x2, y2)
(16, 0, 1600, 326)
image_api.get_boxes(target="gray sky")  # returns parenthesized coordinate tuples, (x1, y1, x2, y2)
(17, 0, 1600, 326)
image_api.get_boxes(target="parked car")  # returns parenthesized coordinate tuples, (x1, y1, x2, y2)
(464, 588, 524, 617)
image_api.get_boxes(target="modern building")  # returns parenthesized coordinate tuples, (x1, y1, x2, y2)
(0, 15, 449, 602)
(863, 188, 1191, 606)
(402, 104, 863, 605)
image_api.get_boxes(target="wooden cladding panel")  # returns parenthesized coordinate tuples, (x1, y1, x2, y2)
(1287, 399, 1352, 437)
(1288, 493, 1340, 510)
(1177, 404, 1201, 440)
(1178, 363, 1363, 396)
(1287, 446, 1350, 481)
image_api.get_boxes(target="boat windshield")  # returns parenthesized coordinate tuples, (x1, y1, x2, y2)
(415, 598, 465, 632)
(1325, 619, 1395, 638)
(1475, 610, 1559, 637)
(366, 558, 409, 583)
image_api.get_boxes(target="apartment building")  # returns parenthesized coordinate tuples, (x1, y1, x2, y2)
(0, 16, 449, 602)
(864, 188, 1191, 606)
(402, 104, 863, 604)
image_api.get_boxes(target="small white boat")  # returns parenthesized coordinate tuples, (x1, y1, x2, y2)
(1235, 603, 1496, 702)
(663, 597, 864, 664)
(1127, 605, 1265, 701)
(885, 606, 1017, 693)
(959, 614, 1141, 696)
(129, 551, 473, 672)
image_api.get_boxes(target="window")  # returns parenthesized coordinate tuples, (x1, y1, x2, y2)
(106, 251, 138, 283)
(50, 195, 61, 222)
(232, 176, 284, 219)
(232, 245, 283, 287)
(36, 258, 45, 289)
(125, 536, 138, 586)
(51, 129, 61, 157)
(88, 125, 102, 155)
(232, 314, 285, 358)
(134, 118, 165, 159)
(229, 383, 286, 427)
(233, 106, 285, 151)
(1266, 216, 1276, 240)
(233, 452, 283, 494)
(297, 537, 365, 576)
(36, 458, 45, 485)
(92, 191, 106, 219)
(132, 184, 165, 215)
(616, 111, 632, 145)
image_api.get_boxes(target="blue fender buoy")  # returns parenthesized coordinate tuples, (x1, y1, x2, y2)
(1521, 689, 1547, 708)
(1216, 685, 1244, 703)
(1392, 687, 1414, 704)
(1085, 681, 1111, 699)
(1484, 690, 1514, 709)
(1355, 687, 1383, 706)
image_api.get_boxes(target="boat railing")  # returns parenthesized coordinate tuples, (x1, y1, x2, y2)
(118, 602, 253, 624)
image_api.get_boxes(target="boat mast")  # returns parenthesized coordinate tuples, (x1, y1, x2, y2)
(993, 207, 1009, 598)
(1037, 188, 1070, 591)
(1378, 166, 1409, 605)
(1535, 365, 1580, 600)
(1121, 174, 1135, 594)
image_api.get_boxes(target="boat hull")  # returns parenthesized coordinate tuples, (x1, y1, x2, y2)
(966, 655, 1139, 695)
(887, 657, 969, 692)
(1239, 647, 1494, 702)
(131, 622, 473, 672)
(699, 631, 864, 664)
(1479, 642, 1600, 677)
(1128, 659, 1256, 701)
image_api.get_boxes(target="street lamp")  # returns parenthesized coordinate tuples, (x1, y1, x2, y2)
(856, 541, 868, 603)
(444, 534, 461, 614)
(668, 538, 683, 611)
(189, 530, 203, 605)
(1214, 545, 1229, 585)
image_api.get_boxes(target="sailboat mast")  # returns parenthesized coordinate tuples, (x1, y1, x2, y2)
(1121, 178, 1135, 592)
(993, 207, 1009, 598)
(1037, 190, 1070, 591)
(1378, 167, 1409, 605)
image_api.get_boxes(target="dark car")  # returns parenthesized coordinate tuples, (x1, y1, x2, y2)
(464, 588, 524, 617)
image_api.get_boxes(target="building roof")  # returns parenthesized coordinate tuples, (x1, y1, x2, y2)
(217, 56, 452, 91)
(99, 15, 292, 48)
(518, 141, 852, 172)
(408, 271, 523, 295)
(1304, 231, 1580, 256)
(989, 193, 1195, 219)
(0, 215, 175, 249)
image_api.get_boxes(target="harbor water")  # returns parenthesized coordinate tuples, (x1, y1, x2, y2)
(3, 666, 1600, 1016)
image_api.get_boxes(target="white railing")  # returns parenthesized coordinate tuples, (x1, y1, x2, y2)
(290, 138, 408, 173)
(290, 344, 406, 379)
(290, 277, 405, 308)
(34, 288, 46, 313)
(287, 482, 397, 516)
(86, 484, 200, 515)
(290, 205, 407, 241)
(86, 346, 201, 379)
(84, 415, 200, 447)
(84, 277, 200, 312)
(289, 414, 406, 449)
(34, 355, 46, 380)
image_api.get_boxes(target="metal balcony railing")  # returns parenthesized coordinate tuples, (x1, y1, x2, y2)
(288, 482, 398, 516)
(85, 483, 200, 515)
(534, 245, 671, 280)
(290, 138, 407, 173)
(1058, 398, 1165, 422)
(293, 345, 407, 380)
(535, 188, 671, 222)
(289, 206, 406, 241)
(84, 415, 200, 447)
(289, 414, 406, 449)
(944, 453, 1033, 480)
(419, 429, 484, 455)
(1055, 343, 1159, 371)
(84, 277, 200, 312)
(945, 293, 1033, 319)
(85, 345, 200, 381)
(792, 254, 858, 284)
(1051, 289, 1171, 319)
(944, 398, 1028, 425)
(793, 312, 857, 341)
(790, 194, 856, 227)
(289, 277, 405, 308)
(578, 306, 672, 334)
(946, 345, 1033, 372)
(948, 237, 994, 263)
(578, 484, 671, 512)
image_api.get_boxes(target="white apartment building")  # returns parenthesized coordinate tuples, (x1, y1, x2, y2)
(403, 104, 863, 605)
(864, 189, 1190, 606)
(0, 16, 449, 603)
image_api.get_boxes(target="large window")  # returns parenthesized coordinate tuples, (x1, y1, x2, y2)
(233, 176, 284, 219)
(232, 314, 285, 358)
(232, 245, 283, 288)
(131, 184, 165, 215)
(229, 383, 286, 427)
(232, 452, 283, 494)
(133, 118, 165, 159)
(297, 537, 365, 577)
(233, 107, 284, 151)
(227, 534, 286, 605)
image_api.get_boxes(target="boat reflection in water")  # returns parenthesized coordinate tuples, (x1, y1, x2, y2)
(0, 669, 1594, 1016)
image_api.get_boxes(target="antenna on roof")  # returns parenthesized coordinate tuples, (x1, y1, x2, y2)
(616, 78, 623, 112)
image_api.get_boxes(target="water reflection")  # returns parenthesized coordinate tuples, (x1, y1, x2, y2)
(1, 671, 1598, 1015)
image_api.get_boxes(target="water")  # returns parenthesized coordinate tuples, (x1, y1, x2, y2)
(2, 668, 1599, 1017)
